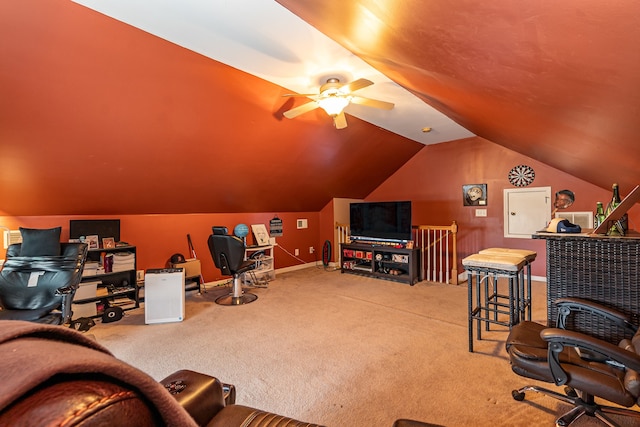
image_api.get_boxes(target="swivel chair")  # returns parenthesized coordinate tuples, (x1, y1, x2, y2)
(506, 297, 640, 426)
(207, 226, 257, 306)
(0, 231, 88, 324)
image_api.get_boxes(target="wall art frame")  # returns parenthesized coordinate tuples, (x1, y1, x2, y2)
(463, 184, 488, 206)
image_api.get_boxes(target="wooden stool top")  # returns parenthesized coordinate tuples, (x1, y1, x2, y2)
(462, 253, 527, 272)
(478, 247, 537, 262)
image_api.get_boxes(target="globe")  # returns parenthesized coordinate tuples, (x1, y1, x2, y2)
(234, 223, 249, 238)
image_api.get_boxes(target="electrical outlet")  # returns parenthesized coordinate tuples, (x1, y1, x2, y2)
(309, 246, 314, 253)
(294, 248, 299, 256)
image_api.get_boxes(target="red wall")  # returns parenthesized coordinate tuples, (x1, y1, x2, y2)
(3, 137, 637, 280)
(0, 212, 320, 282)
(367, 136, 639, 277)
(0, 0, 423, 218)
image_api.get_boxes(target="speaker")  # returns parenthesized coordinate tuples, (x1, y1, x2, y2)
(144, 268, 185, 324)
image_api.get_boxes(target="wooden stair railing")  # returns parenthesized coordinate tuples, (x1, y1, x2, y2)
(413, 222, 458, 285)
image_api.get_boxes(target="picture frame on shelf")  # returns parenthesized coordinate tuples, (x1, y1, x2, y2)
(85, 235, 99, 250)
(102, 237, 116, 248)
(251, 224, 270, 246)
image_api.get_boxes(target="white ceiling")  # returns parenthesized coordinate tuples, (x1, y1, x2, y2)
(71, 0, 474, 144)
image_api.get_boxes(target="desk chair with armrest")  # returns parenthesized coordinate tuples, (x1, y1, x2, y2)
(506, 297, 640, 426)
(0, 227, 88, 324)
(207, 226, 257, 306)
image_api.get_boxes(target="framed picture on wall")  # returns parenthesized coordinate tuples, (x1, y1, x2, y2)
(463, 184, 487, 206)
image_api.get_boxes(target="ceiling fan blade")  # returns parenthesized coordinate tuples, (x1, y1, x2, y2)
(339, 78, 373, 94)
(283, 101, 320, 119)
(282, 93, 318, 98)
(350, 96, 395, 110)
(333, 112, 348, 129)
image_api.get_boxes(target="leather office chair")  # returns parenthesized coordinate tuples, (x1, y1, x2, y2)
(0, 320, 322, 427)
(0, 241, 88, 324)
(506, 297, 640, 426)
(207, 226, 258, 305)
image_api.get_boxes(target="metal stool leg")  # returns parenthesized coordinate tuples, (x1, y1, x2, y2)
(468, 271, 475, 352)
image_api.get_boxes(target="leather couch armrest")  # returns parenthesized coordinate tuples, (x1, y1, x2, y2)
(160, 369, 227, 426)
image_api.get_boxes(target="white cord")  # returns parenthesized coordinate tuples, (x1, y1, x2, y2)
(276, 244, 307, 264)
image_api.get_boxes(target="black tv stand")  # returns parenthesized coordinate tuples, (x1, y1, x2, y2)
(340, 243, 420, 285)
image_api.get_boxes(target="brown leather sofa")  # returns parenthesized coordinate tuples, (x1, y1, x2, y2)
(0, 320, 322, 426)
(0, 321, 441, 426)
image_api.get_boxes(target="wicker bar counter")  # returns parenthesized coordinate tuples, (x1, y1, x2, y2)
(533, 232, 640, 344)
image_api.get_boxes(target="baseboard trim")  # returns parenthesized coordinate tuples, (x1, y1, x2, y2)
(276, 262, 323, 274)
(202, 265, 547, 289)
(201, 262, 319, 289)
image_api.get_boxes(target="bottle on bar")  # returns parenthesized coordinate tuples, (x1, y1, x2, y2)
(606, 183, 628, 235)
(594, 202, 605, 228)
(612, 183, 622, 205)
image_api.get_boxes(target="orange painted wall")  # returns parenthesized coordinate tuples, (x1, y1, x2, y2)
(0, 212, 320, 282)
(4, 137, 638, 280)
(368, 136, 639, 277)
(318, 198, 336, 263)
(0, 1, 424, 217)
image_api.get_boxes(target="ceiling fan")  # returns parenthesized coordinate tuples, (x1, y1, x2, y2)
(282, 78, 394, 129)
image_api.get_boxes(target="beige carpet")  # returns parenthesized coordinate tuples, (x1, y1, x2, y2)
(88, 267, 636, 427)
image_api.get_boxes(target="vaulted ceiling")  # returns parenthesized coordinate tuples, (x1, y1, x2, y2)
(277, 0, 640, 192)
(1, 1, 639, 216)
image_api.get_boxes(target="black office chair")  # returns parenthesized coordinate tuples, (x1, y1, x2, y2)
(207, 226, 257, 306)
(506, 298, 640, 426)
(0, 240, 88, 324)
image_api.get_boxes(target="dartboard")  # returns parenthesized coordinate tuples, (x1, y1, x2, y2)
(508, 164, 535, 187)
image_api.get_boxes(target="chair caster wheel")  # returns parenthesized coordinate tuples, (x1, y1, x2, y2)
(512, 390, 525, 401)
(564, 386, 577, 398)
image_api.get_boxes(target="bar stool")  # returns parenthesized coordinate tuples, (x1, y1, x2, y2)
(462, 253, 527, 352)
(478, 248, 537, 322)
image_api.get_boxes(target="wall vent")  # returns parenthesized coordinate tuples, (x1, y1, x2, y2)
(3, 230, 22, 249)
(555, 211, 593, 230)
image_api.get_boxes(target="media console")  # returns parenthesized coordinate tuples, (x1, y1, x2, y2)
(340, 243, 420, 285)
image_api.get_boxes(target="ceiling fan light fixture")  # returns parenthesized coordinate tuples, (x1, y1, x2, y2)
(317, 95, 351, 116)
(282, 77, 389, 128)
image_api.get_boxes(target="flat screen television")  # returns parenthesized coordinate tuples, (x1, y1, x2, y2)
(349, 201, 412, 242)
(70, 219, 121, 242)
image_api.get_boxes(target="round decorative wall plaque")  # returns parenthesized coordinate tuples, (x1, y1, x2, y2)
(508, 164, 535, 187)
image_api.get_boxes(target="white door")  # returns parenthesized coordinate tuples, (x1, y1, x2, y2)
(504, 187, 551, 238)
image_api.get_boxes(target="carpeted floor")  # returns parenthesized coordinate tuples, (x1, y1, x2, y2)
(87, 266, 636, 427)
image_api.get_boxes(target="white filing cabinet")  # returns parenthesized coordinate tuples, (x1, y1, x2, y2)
(144, 268, 185, 324)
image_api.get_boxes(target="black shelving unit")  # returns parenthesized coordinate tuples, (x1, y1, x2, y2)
(72, 245, 138, 319)
(340, 243, 420, 285)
